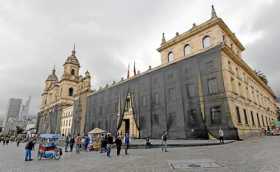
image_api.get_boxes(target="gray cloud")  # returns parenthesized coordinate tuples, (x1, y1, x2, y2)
(0, 0, 279, 117)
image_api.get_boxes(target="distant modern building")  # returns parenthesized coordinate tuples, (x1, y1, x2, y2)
(4, 98, 22, 130)
(6, 98, 22, 120)
(20, 96, 31, 120)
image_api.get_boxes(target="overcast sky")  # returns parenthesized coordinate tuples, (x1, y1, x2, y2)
(0, 0, 279, 118)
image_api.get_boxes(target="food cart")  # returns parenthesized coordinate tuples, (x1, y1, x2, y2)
(88, 128, 106, 151)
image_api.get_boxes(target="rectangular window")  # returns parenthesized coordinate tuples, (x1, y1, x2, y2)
(99, 106, 103, 115)
(153, 93, 159, 105)
(114, 102, 118, 113)
(186, 84, 195, 98)
(228, 61, 233, 72)
(168, 88, 176, 101)
(189, 109, 197, 126)
(243, 109, 248, 124)
(98, 121, 102, 128)
(142, 95, 147, 106)
(152, 114, 159, 126)
(210, 106, 221, 124)
(206, 60, 214, 71)
(140, 116, 145, 128)
(167, 112, 176, 130)
(251, 111, 255, 126)
(236, 106, 241, 123)
(207, 78, 218, 94)
(239, 83, 243, 97)
(231, 78, 236, 93)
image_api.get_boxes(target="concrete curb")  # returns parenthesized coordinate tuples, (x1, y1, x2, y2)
(124, 140, 236, 149)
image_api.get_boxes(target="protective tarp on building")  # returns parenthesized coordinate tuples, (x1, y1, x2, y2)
(84, 45, 238, 139)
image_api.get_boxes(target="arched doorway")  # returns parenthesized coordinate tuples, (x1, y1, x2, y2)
(117, 92, 139, 138)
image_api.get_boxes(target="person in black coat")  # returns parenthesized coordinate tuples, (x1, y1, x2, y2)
(69, 137, 75, 152)
(107, 134, 113, 157)
(115, 136, 122, 156)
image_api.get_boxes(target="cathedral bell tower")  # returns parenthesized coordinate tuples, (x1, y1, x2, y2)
(62, 45, 80, 81)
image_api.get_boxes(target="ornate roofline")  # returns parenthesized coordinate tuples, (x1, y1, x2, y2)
(157, 17, 245, 52)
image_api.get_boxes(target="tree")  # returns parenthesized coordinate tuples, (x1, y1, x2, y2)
(254, 70, 268, 85)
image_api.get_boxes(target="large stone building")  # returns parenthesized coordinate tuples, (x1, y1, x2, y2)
(37, 46, 92, 134)
(82, 6, 278, 139)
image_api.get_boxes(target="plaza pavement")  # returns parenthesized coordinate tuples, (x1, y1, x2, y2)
(0, 136, 280, 172)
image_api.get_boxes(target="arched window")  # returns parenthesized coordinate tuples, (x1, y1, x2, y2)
(168, 52, 174, 62)
(202, 35, 211, 48)
(69, 87, 74, 96)
(184, 44, 192, 56)
(71, 69, 75, 75)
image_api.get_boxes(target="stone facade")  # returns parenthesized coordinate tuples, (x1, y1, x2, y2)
(82, 6, 277, 140)
(37, 47, 91, 134)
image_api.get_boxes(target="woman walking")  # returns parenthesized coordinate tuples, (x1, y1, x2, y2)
(75, 134, 82, 154)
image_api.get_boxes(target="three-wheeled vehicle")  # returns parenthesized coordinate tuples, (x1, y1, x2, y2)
(37, 134, 63, 160)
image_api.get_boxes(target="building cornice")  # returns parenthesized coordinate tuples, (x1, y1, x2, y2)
(157, 17, 245, 52)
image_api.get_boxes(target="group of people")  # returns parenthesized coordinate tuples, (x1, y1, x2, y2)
(0, 137, 10, 145)
(64, 134, 90, 153)
(72, 133, 130, 157)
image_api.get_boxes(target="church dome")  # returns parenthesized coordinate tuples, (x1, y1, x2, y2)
(64, 47, 80, 67)
(46, 68, 58, 81)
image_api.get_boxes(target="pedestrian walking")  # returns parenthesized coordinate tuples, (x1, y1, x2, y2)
(65, 135, 70, 152)
(6, 138, 9, 145)
(24, 139, 35, 161)
(161, 131, 168, 152)
(218, 128, 224, 144)
(75, 134, 82, 154)
(107, 133, 113, 157)
(84, 135, 90, 151)
(69, 136, 75, 152)
(16, 138, 20, 147)
(115, 136, 122, 156)
(100, 135, 108, 153)
(124, 133, 130, 155)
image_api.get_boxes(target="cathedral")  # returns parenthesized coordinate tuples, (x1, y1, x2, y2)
(37, 46, 91, 134)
